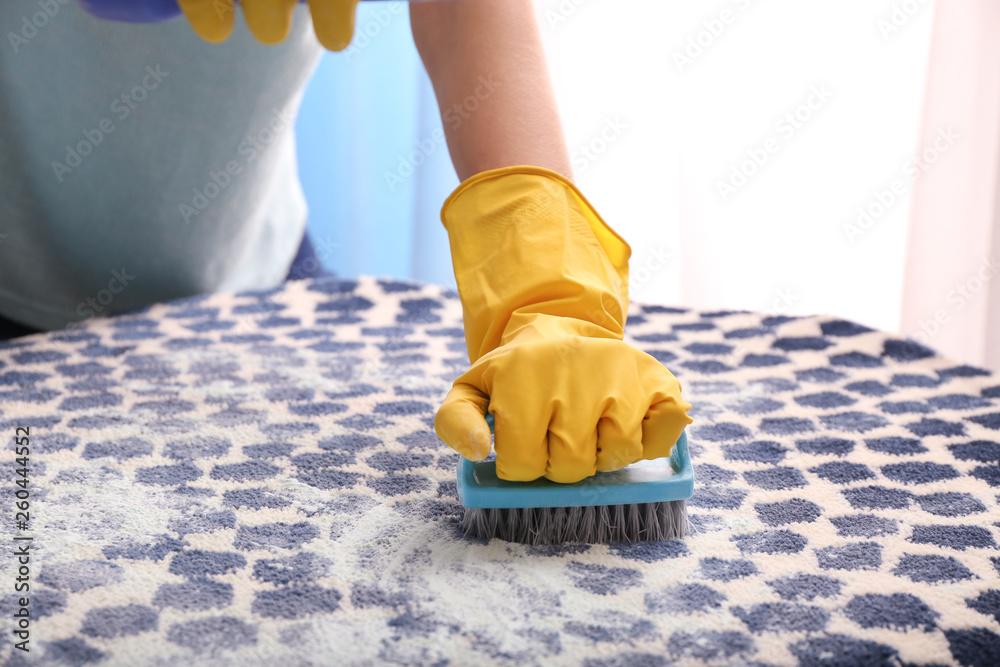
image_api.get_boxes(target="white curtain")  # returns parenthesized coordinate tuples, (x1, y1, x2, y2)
(900, 0, 1000, 371)
(534, 1, 988, 363)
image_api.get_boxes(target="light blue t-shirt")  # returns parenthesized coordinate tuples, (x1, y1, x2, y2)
(0, 2, 324, 330)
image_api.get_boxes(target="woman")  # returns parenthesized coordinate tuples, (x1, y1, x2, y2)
(0, 0, 690, 483)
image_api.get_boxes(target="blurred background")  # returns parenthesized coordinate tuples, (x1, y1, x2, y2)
(295, 0, 999, 371)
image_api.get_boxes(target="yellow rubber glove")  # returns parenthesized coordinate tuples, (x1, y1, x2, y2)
(434, 166, 693, 484)
(177, 0, 359, 51)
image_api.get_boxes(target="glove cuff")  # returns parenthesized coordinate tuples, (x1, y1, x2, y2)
(441, 165, 633, 363)
(441, 166, 632, 283)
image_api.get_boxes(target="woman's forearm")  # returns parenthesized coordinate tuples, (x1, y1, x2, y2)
(409, 0, 572, 181)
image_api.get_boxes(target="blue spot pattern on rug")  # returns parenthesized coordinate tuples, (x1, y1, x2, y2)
(0, 274, 998, 665)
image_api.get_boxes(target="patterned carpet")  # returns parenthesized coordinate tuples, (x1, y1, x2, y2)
(1, 275, 998, 666)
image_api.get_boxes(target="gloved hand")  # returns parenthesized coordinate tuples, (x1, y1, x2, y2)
(434, 166, 692, 484)
(177, 0, 360, 51)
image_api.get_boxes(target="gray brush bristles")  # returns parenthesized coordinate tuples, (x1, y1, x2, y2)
(460, 500, 689, 545)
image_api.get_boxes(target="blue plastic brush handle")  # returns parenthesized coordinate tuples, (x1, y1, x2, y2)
(77, 0, 399, 23)
(460, 413, 694, 509)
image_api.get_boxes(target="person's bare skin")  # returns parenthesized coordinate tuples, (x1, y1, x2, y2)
(409, 0, 573, 181)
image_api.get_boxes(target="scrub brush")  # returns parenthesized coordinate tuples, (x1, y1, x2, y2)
(456, 414, 694, 545)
